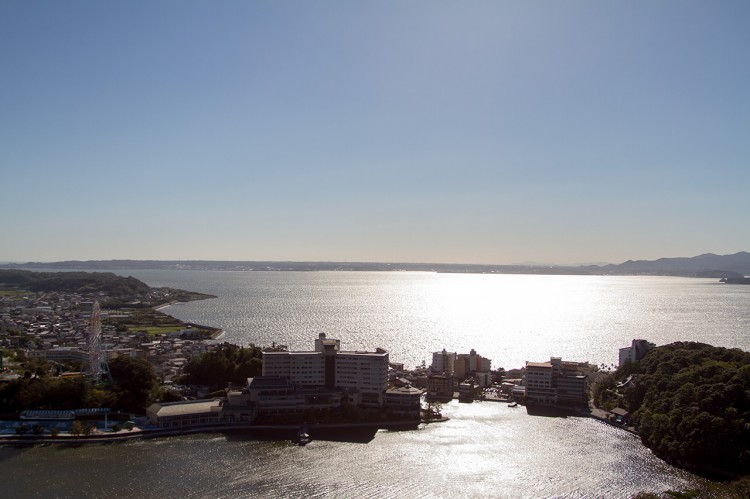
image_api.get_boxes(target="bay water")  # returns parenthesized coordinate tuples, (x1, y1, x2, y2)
(3, 271, 749, 497)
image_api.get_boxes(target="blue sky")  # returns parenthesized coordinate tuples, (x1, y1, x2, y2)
(1, 1, 748, 265)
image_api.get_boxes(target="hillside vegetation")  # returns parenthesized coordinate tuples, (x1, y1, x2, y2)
(0, 269, 151, 297)
(0, 269, 215, 307)
(626, 342, 750, 477)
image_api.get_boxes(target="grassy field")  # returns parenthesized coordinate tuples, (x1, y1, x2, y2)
(125, 324, 215, 338)
(126, 325, 185, 336)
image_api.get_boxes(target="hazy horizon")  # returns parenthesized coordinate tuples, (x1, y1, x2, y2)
(3, 249, 749, 270)
(0, 257, 609, 266)
(2, 2, 748, 265)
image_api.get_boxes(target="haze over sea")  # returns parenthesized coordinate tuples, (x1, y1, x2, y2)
(3, 269, 750, 497)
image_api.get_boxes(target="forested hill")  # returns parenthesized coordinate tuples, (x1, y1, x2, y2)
(626, 342, 750, 477)
(0, 269, 151, 297)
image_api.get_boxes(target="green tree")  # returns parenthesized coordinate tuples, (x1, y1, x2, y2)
(626, 342, 750, 475)
(180, 343, 263, 387)
(108, 356, 157, 411)
(70, 420, 83, 436)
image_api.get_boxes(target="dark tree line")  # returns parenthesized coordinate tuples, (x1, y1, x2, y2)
(179, 343, 263, 388)
(0, 356, 158, 414)
(624, 342, 750, 477)
(0, 269, 151, 297)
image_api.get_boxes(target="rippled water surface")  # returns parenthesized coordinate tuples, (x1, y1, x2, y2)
(0, 402, 707, 498)
(5, 270, 749, 497)
(130, 271, 749, 369)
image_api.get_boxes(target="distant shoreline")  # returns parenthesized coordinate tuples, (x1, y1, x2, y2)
(5, 256, 749, 279)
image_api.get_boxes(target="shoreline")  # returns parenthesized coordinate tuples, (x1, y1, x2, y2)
(0, 417, 448, 446)
(154, 300, 224, 339)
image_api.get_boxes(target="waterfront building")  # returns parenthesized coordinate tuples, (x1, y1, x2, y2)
(454, 349, 492, 388)
(146, 399, 226, 428)
(466, 349, 491, 373)
(473, 371, 492, 388)
(262, 351, 326, 387)
(458, 380, 475, 400)
(262, 333, 389, 407)
(384, 385, 423, 418)
(525, 362, 556, 404)
(431, 349, 456, 375)
(618, 339, 655, 367)
(427, 373, 454, 399)
(511, 384, 526, 399)
(236, 376, 345, 417)
(525, 357, 588, 406)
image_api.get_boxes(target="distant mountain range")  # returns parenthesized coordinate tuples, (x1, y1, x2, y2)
(583, 251, 750, 278)
(3, 252, 749, 278)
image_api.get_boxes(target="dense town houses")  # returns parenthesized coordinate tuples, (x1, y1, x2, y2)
(0, 290, 212, 382)
(427, 347, 493, 399)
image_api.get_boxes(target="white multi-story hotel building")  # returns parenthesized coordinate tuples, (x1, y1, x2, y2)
(262, 333, 389, 407)
(525, 357, 588, 406)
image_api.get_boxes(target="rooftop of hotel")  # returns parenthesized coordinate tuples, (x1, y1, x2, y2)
(263, 348, 388, 356)
(526, 361, 552, 368)
(386, 385, 423, 395)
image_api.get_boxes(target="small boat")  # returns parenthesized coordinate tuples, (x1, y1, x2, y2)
(297, 423, 310, 446)
(508, 401, 518, 408)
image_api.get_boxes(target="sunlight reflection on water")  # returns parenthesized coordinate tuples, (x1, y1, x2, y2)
(0, 401, 708, 498)
(5, 270, 741, 497)
(140, 271, 750, 369)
